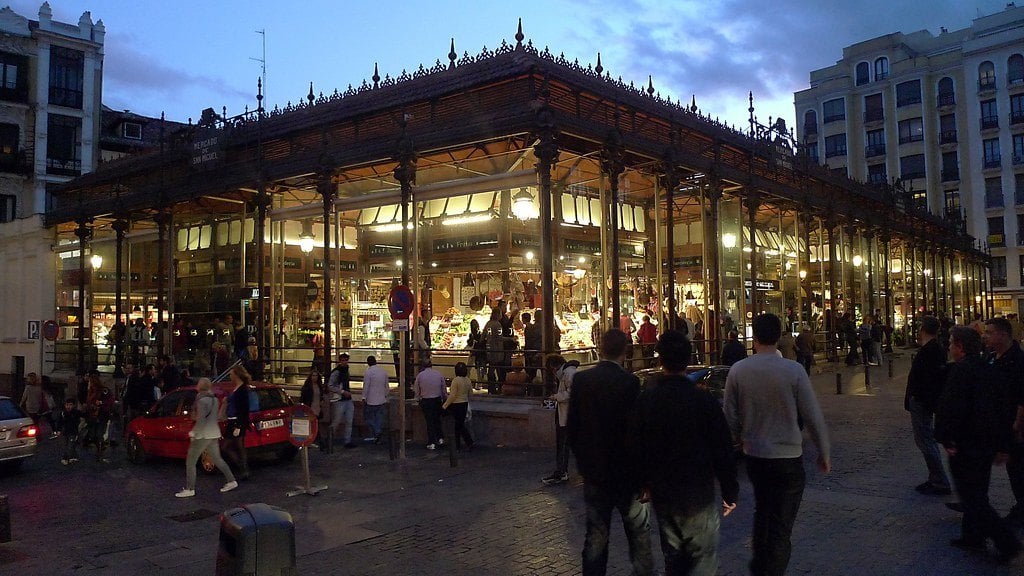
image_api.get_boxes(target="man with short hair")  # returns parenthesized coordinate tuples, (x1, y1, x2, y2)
(937, 326, 1021, 562)
(724, 313, 831, 576)
(362, 356, 390, 443)
(984, 317, 1024, 525)
(905, 316, 952, 496)
(523, 312, 542, 381)
(414, 359, 446, 450)
(157, 354, 182, 393)
(327, 352, 356, 449)
(720, 330, 746, 366)
(630, 330, 738, 575)
(542, 353, 579, 486)
(567, 329, 653, 576)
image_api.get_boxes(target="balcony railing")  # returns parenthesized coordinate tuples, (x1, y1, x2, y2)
(984, 156, 1002, 169)
(1015, 154, 1024, 166)
(824, 147, 847, 158)
(901, 170, 925, 180)
(45, 157, 81, 176)
(986, 194, 1005, 208)
(1011, 111, 1024, 125)
(979, 78, 997, 92)
(897, 95, 922, 107)
(864, 144, 886, 157)
(981, 115, 1000, 130)
(868, 173, 888, 185)
(899, 134, 924, 144)
(937, 94, 956, 107)
(1009, 77, 1024, 87)
(941, 169, 960, 182)
(940, 130, 958, 144)
(864, 109, 884, 123)
(803, 124, 818, 136)
(823, 114, 845, 124)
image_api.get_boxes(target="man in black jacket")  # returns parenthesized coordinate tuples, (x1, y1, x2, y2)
(630, 330, 738, 575)
(935, 327, 1021, 563)
(905, 316, 952, 495)
(567, 328, 652, 576)
(985, 317, 1024, 525)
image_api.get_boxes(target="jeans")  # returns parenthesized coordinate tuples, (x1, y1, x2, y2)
(950, 446, 1021, 553)
(746, 456, 806, 576)
(419, 397, 444, 445)
(554, 423, 570, 476)
(651, 499, 720, 576)
(363, 403, 385, 438)
(908, 398, 950, 489)
(185, 437, 234, 490)
(448, 402, 474, 449)
(61, 434, 79, 460)
(1007, 441, 1024, 513)
(331, 400, 354, 445)
(222, 422, 249, 477)
(581, 482, 653, 576)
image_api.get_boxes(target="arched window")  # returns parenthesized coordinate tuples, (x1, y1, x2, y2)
(937, 77, 955, 106)
(1008, 54, 1024, 85)
(874, 57, 889, 80)
(855, 62, 870, 86)
(803, 110, 817, 136)
(979, 61, 996, 89)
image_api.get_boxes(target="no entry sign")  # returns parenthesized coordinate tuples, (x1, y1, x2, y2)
(388, 285, 415, 320)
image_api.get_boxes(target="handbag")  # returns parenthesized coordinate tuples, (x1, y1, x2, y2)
(465, 404, 472, 423)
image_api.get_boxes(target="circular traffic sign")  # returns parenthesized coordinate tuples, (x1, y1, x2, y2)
(42, 320, 60, 341)
(289, 405, 319, 448)
(388, 284, 415, 320)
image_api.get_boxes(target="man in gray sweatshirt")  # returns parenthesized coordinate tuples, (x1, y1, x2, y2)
(724, 313, 831, 576)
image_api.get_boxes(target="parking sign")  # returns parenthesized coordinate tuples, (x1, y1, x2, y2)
(27, 321, 39, 340)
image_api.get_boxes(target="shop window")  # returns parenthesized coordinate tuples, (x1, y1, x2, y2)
(941, 151, 959, 181)
(983, 138, 1001, 169)
(823, 98, 845, 123)
(979, 61, 996, 90)
(867, 163, 887, 186)
(898, 118, 924, 144)
(0, 51, 27, 103)
(986, 177, 1004, 208)
(900, 154, 925, 180)
(895, 80, 921, 107)
(803, 110, 817, 136)
(864, 93, 883, 122)
(865, 129, 885, 157)
(1008, 54, 1024, 86)
(937, 77, 955, 106)
(824, 133, 847, 158)
(855, 62, 870, 86)
(981, 99, 999, 129)
(49, 46, 84, 109)
(0, 194, 14, 223)
(45, 114, 81, 176)
(989, 217, 1006, 248)
(991, 256, 1007, 287)
(939, 114, 957, 144)
(874, 57, 889, 81)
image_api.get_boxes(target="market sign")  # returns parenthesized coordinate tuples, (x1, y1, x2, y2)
(190, 126, 223, 170)
(744, 279, 781, 291)
(433, 234, 499, 253)
(667, 255, 702, 268)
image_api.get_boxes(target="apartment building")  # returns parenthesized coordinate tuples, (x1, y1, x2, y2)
(795, 3, 1024, 317)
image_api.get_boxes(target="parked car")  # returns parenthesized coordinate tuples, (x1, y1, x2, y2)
(0, 396, 39, 470)
(125, 382, 300, 471)
(635, 365, 730, 402)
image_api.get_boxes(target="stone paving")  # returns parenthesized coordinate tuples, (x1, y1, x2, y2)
(1, 353, 1023, 575)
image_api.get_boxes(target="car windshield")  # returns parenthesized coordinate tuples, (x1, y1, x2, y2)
(256, 388, 291, 410)
(0, 398, 25, 420)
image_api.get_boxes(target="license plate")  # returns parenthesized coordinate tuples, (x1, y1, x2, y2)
(258, 418, 283, 430)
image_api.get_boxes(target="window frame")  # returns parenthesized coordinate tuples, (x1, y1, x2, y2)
(899, 153, 926, 180)
(983, 138, 1001, 168)
(822, 98, 845, 123)
(855, 62, 870, 86)
(895, 80, 922, 107)
(874, 57, 889, 81)
(824, 133, 847, 158)
(48, 45, 84, 109)
(897, 117, 924, 144)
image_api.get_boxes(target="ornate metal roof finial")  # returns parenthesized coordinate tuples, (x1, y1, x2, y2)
(372, 63, 380, 88)
(256, 76, 263, 112)
(307, 82, 314, 106)
(690, 95, 697, 113)
(448, 39, 457, 69)
(595, 52, 603, 76)
(515, 18, 524, 48)
(748, 91, 755, 136)
(647, 75, 654, 97)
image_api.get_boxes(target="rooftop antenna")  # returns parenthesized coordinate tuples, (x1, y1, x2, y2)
(251, 29, 266, 110)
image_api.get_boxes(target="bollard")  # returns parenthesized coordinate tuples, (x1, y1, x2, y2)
(864, 362, 871, 389)
(888, 357, 894, 379)
(0, 494, 9, 543)
(835, 373, 842, 395)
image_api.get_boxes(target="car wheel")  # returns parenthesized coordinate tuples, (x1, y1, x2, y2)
(126, 434, 147, 464)
(200, 450, 217, 475)
(278, 445, 298, 462)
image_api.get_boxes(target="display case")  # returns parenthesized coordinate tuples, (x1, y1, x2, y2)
(352, 304, 393, 350)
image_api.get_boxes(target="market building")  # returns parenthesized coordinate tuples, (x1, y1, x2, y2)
(795, 2, 1024, 317)
(39, 25, 985, 411)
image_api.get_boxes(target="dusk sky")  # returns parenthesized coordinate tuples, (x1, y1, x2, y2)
(7, 0, 1014, 135)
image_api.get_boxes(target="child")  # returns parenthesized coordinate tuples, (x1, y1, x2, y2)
(56, 398, 83, 465)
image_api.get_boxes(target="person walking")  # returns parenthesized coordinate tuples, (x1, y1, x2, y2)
(300, 368, 329, 450)
(414, 359, 446, 450)
(327, 352, 356, 449)
(983, 317, 1024, 525)
(222, 365, 252, 480)
(542, 353, 579, 486)
(630, 330, 739, 575)
(442, 362, 474, 450)
(362, 356, 391, 443)
(84, 371, 114, 463)
(175, 378, 237, 498)
(905, 316, 952, 496)
(936, 326, 1021, 563)
(795, 324, 815, 375)
(567, 328, 653, 576)
(724, 313, 831, 576)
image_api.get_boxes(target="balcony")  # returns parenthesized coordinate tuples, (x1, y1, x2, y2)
(937, 94, 956, 107)
(941, 169, 960, 182)
(824, 147, 847, 159)
(45, 157, 81, 177)
(823, 114, 845, 124)
(940, 130, 958, 144)
(899, 134, 924, 145)
(901, 170, 925, 180)
(984, 156, 1002, 169)
(868, 173, 888, 185)
(897, 95, 922, 107)
(979, 78, 997, 92)
(1010, 77, 1024, 88)
(864, 144, 886, 157)
(981, 115, 1000, 130)
(1011, 111, 1024, 125)
(864, 109, 884, 123)
(1016, 155, 1024, 166)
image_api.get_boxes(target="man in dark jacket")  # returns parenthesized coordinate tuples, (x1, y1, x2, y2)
(720, 330, 746, 366)
(935, 327, 1021, 563)
(630, 330, 738, 575)
(905, 316, 951, 495)
(567, 329, 653, 576)
(985, 317, 1024, 525)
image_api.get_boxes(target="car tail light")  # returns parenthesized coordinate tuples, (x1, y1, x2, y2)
(17, 425, 38, 438)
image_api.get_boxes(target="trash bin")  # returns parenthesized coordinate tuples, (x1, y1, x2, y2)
(215, 503, 296, 576)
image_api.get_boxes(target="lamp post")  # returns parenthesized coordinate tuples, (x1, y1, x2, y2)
(75, 219, 91, 375)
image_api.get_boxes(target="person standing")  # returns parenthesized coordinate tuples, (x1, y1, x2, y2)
(724, 313, 831, 576)
(442, 362, 475, 450)
(19, 372, 46, 428)
(222, 365, 252, 480)
(414, 359, 446, 450)
(936, 326, 1021, 562)
(631, 330, 739, 575)
(483, 308, 505, 392)
(636, 315, 659, 368)
(176, 378, 237, 498)
(467, 318, 487, 383)
(542, 354, 579, 486)
(523, 312, 542, 382)
(300, 368, 328, 450)
(327, 352, 356, 449)
(84, 371, 114, 463)
(904, 316, 952, 496)
(362, 356, 391, 443)
(720, 330, 747, 366)
(983, 317, 1024, 525)
(795, 324, 815, 375)
(567, 328, 653, 576)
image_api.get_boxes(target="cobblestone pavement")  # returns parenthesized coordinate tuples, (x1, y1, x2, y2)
(2, 353, 1023, 575)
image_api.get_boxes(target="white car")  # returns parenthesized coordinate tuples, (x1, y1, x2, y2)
(0, 396, 39, 470)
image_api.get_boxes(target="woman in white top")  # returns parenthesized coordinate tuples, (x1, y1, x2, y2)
(176, 378, 237, 498)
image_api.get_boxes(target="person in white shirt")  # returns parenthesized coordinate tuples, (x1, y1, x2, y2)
(362, 356, 391, 443)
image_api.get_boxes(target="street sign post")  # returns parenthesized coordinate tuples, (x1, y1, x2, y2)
(286, 406, 327, 497)
(387, 284, 415, 460)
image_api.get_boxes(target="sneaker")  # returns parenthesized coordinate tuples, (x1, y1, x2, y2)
(60, 458, 69, 466)
(175, 489, 196, 498)
(426, 443, 436, 450)
(437, 438, 446, 446)
(542, 472, 569, 485)
(220, 481, 239, 493)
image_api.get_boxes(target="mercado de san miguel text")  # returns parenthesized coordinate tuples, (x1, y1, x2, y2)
(44, 27, 989, 405)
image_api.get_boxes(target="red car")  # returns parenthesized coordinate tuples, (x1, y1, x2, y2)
(125, 382, 300, 471)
